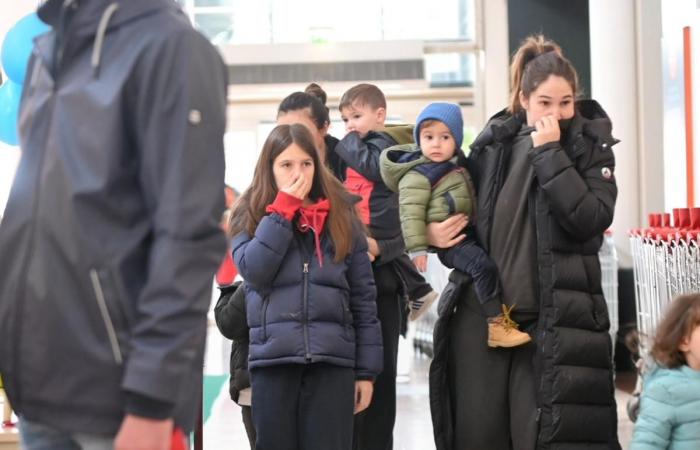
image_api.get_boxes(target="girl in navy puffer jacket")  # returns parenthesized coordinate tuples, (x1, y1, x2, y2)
(230, 124, 383, 450)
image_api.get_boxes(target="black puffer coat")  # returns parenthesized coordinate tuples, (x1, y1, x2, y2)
(213, 281, 249, 404)
(430, 100, 620, 449)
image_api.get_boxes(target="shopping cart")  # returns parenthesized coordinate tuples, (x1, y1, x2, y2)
(627, 207, 700, 420)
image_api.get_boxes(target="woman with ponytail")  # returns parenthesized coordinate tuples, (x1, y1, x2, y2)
(428, 35, 620, 449)
(277, 83, 348, 181)
(230, 123, 382, 450)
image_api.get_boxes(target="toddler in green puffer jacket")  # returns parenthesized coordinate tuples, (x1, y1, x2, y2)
(380, 103, 531, 348)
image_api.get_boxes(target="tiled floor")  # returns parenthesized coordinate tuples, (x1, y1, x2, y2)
(203, 329, 635, 450)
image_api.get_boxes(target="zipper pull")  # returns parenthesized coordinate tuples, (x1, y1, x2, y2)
(303, 263, 309, 273)
(535, 407, 542, 422)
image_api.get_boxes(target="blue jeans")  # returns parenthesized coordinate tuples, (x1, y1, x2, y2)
(19, 418, 114, 450)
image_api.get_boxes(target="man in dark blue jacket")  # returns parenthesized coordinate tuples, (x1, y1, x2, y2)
(0, 0, 227, 448)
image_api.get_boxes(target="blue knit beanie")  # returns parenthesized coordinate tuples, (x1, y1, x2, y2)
(414, 102, 464, 149)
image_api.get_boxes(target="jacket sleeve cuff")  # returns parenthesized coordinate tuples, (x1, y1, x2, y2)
(265, 191, 303, 221)
(529, 141, 561, 156)
(409, 250, 428, 259)
(355, 374, 376, 382)
(124, 391, 175, 420)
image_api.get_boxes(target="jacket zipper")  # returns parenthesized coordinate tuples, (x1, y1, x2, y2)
(10, 58, 59, 410)
(531, 181, 547, 422)
(302, 261, 311, 361)
(297, 234, 312, 361)
(89, 270, 123, 365)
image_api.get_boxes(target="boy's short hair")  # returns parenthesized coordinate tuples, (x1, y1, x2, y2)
(339, 83, 387, 111)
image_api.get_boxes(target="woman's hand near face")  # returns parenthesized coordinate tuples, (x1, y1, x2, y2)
(530, 115, 561, 147)
(280, 173, 312, 200)
(426, 214, 469, 249)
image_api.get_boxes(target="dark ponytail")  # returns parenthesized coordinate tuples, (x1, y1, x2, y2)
(509, 34, 579, 114)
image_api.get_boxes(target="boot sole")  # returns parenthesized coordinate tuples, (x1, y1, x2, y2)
(487, 336, 532, 348)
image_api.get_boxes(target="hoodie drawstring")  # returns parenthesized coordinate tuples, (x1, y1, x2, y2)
(298, 208, 324, 268)
(91, 2, 119, 77)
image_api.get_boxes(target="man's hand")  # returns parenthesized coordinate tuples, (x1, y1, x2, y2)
(114, 415, 174, 450)
(530, 115, 561, 147)
(412, 255, 427, 272)
(354, 380, 374, 414)
(426, 214, 469, 249)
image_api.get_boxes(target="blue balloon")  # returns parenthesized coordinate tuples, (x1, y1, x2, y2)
(1, 13, 50, 84)
(0, 81, 23, 146)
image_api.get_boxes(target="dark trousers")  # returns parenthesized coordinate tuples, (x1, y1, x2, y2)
(393, 253, 433, 301)
(438, 238, 502, 317)
(241, 405, 256, 449)
(353, 263, 401, 450)
(251, 363, 355, 450)
(448, 288, 538, 450)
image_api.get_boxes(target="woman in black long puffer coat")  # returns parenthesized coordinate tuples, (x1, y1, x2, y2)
(428, 34, 621, 450)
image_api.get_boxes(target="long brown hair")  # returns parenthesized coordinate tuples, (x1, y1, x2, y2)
(229, 123, 356, 262)
(509, 34, 579, 114)
(651, 294, 700, 368)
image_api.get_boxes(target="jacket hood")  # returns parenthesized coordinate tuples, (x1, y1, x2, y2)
(38, 0, 176, 36)
(379, 124, 415, 146)
(37, 0, 182, 77)
(379, 144, 426, 192)
(470, 99, 617, 152)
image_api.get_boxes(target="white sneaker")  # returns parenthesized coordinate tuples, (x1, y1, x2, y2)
(408, 290, 439, 321)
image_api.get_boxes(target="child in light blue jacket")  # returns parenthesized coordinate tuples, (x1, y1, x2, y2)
(632, 293, 700, 450)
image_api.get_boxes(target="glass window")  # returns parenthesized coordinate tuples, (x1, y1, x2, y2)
(424, 52, 475, 87)
(194, 13, 235, 43)
(182, 0, 473, 44)
(194, 0, 235, 6)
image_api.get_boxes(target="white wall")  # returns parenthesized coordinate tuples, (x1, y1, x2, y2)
(477, 0, 509, 124)
(589, 0, 640, 267)
(635, 0, 665, 221)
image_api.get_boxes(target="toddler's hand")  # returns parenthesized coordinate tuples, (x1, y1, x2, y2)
(412, 255, 427, 272)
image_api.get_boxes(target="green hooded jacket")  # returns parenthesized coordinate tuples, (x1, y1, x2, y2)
(380, 144, 475, 254)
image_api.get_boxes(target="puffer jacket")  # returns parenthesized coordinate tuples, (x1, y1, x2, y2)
(232, 213, 383, 379)
(380, 144, 475, 254)
(213, 282, 250, 404)
(430, 100, 620, 450)
(0, 0, 227, 435)
(631, 365, 700, 450)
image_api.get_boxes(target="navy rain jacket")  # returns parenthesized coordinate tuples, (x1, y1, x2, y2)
(0, 0, 227, 434)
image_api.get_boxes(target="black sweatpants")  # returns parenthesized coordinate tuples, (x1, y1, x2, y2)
(353, 263, 402, 450)
(447, 287, 538, 450)
(438, 238, 502, 317)
(241, 405, 255, 449)
(250, 363, 355, 450)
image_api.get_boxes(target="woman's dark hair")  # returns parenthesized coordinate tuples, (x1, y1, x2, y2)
(509, 34, 579, 114)
(651, 294, 700, 368)
(229, 123, 355, 262)
(277, 83, 330, 130)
